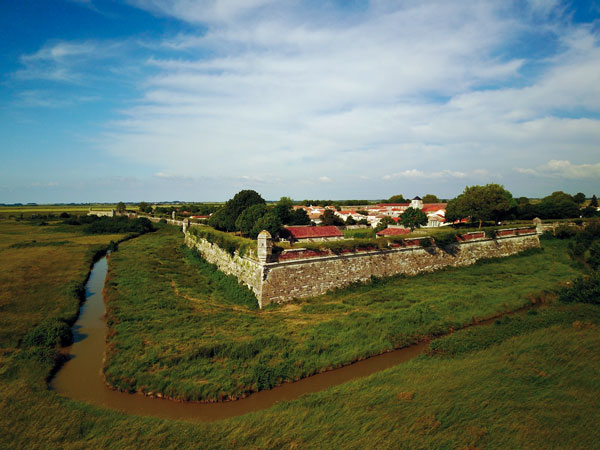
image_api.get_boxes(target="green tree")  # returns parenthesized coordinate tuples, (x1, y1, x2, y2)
(591, 195, 598, 207)
(422, 194, 440, 203)
(573, 192, 586, 205)
(445, 184, 514, 228)
(401, 207, 428, 231)
(288, 208, 311, 225)
(226, 190, 265, 218)
(320, 209, 344, 226)
(537, 191, 579, 219)
(208, 190, 265, 231)
(273, 197, 294, 224)
(582, 206, 598, 218)
(346, 216, 356, 225)
(374, 216, 395, 233)
(116, 202, 126, 213)
(235, 204, 268, 236)
(388, 194, 407, 203)
(138, 202, 152, 213)
(208, 207, 236, 231)
(251, 211, 282, 238)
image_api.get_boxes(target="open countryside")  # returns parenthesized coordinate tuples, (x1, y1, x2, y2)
(2, 1, 600, 449)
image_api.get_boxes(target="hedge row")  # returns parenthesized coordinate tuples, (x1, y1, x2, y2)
(189, 226, 257, 257)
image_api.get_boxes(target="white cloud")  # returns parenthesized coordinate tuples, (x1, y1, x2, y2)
(383, 169, 466, 180)
(127, 0, 280, 24)
(515, 160, 600, 179)
(12, 0, 600, 199)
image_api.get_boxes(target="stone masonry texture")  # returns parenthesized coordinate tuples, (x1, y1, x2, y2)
(185, 232, 540, 308)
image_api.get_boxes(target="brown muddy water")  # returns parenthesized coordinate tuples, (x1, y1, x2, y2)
(50, 255, 505, 422)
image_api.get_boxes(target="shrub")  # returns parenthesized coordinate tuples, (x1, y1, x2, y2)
(588, 242, 600, 270)
(295, 237, 389, 254)
(22, 319, 73, 348)
(433, 231, 459, 249)
(555, 225, 576, 239)
(559, 272, 600, 304)
(189, 226, 257, 257)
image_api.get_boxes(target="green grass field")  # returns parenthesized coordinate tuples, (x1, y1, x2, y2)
(103, 226, 582, 402)
(0, 204, 141, 219)
(1, 219, 599, 449)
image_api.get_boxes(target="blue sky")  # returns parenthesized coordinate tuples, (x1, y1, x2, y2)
(1, 0, 599, 203)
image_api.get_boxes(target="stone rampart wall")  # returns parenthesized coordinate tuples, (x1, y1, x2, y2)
(259, 234, 539, 306)
(185, 230, 540, 308)
(184, 233, 263, 303)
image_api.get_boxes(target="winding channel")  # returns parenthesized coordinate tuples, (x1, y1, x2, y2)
(51, 255, 510, 423)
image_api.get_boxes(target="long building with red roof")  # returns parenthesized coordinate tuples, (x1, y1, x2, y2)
(283, 225, 344, 242)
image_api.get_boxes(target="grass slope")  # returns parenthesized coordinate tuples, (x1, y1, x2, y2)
(103, 226, 581, 401)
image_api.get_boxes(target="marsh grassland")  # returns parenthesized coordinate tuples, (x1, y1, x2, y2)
(1, 220, 599, 449)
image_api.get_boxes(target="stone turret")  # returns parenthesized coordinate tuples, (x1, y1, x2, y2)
(172, 210, 176, 220)
(182, 218, 189, 234)
(533, 217, 542, 234)
(257, 230, 273, 263)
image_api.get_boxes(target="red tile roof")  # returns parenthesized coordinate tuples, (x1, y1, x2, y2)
(421, 203, 447, 212)
(285, 225, 343, 239)
(377, 203, 410, 207)
(376, 227, 410, 236)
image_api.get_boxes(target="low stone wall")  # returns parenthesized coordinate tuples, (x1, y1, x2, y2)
(185, 229, 540, 308)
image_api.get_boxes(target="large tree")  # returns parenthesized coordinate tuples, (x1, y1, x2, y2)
(251, 211, 282, 238)
(401, 207, 428, 231)
(235, 204, 268, 237)
(422, 194, 440, 203)
(138, 201, 152, 213)
(537, 191, 580, 219)
(273, 197, 294, 224)
(388, 194, 407, 203)
(445, 184, 514, 228)
(320, 209, 344, 226)
(208, 190, 265, 231)
(288, 208, 311, 225)
(116, 202, 126, 213)
(573, 192, 586, 205)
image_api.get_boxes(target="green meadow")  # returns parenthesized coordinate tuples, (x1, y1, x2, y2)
(1, 218, 599, 449)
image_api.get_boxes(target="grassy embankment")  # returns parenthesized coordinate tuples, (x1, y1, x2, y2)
(1, 218, 599, 448)
(104, 226, 580, 402)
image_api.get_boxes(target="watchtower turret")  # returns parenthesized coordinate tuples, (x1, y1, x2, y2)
(257, 230, 272, 263)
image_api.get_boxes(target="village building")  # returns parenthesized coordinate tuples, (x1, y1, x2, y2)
(376, 227, 410, 237)
(283, 225, 344, 243)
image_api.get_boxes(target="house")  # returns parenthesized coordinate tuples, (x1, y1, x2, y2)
(376, 227, 410, 237)
(410, 196, 423, 209)
(284, 225, 344, 243)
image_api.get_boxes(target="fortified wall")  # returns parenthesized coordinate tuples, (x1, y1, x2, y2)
(185, 227, 540, 308)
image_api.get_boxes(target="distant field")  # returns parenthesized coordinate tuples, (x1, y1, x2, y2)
(1, 219, 599, 449)
(0, 205, 143, 220)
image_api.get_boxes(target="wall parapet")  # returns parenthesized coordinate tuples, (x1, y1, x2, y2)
(185, 228, 540, 308)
